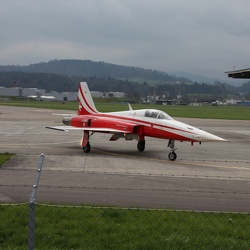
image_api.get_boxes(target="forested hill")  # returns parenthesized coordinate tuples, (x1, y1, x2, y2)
(1, 59, 249, 99)
(0, 59, 191, 84)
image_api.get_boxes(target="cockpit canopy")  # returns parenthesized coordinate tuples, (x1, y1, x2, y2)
(144, 109, 173, 120)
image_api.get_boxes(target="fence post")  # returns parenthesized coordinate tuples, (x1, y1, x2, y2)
(28, 153, 45, 250)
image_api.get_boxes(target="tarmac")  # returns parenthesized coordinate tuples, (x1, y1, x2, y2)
(0, 105, 250, 212)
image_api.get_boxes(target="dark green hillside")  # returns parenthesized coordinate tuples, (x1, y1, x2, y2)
(0, 71, 233, 101)
(0, 59, 249, 99)
(0, 59, 192, 84)
(0, 71, 77, 92)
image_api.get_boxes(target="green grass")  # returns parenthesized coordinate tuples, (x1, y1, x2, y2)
(95, 103, 250, 120)
(0, 153, 14, 167)
(0, 204, 249, 249)
(0, 100, 78, 111)
(1, 100, 250, 119)
(157, 105, 250, 120)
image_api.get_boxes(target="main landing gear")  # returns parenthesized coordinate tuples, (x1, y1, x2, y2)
(82, 132, 177, 161)
(82, 131, 93, 153)
(137, 140, 145, 151)
(168, 140, 177, 161)
(82, 142, 91, 153)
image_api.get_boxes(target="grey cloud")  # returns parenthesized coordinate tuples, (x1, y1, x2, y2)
(0, 0, 250, 80)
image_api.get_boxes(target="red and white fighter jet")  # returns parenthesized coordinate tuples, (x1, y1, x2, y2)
(46, 82, 225, 161)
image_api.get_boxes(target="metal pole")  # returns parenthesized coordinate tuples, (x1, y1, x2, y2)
(28, 153, 45, 250)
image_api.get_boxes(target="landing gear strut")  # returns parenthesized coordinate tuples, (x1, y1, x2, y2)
(168, 140, 177, 161)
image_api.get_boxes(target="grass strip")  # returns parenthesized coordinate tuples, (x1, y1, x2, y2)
(0, 153, 15, 167)
(0, 204, 249, 249)
(1, 100, 250, 120)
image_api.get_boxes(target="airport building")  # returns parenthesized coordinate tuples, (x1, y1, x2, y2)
(0, 87, 125, 101)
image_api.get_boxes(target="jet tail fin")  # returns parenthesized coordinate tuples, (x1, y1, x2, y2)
(78, 82, 98, 115)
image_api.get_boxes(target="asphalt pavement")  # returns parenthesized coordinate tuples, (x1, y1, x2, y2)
(1, 105, 250, 212)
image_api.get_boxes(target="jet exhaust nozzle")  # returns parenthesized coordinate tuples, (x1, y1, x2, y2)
(63, 117, 72, 126)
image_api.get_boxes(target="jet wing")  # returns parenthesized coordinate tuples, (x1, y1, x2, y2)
(46, 126, 132, 133)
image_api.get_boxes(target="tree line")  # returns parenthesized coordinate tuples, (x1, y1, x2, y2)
(0, 59, 192, 83)
(1, 71, 249, 102)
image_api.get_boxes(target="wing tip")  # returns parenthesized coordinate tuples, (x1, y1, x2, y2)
(46, 126, 68, 132)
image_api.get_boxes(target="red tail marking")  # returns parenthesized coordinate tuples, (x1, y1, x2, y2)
(78, 84, 97, 115)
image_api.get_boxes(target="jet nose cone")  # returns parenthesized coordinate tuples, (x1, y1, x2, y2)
(200, 131, 226, 142)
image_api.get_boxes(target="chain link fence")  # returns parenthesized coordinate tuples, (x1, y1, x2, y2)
(0, 203, 250, 249)
(1, 154, 250, 249)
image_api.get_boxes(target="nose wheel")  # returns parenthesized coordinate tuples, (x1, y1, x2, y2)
(168, 140, 177, 161)
(168, 151, 177, 161)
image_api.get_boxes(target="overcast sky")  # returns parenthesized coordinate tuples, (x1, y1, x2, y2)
(1, 0, 250, 82)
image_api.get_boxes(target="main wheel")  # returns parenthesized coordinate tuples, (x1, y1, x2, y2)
(83, 142, 91, 153)
(137, 140, 145, 151)
(168, 151, 177, 161)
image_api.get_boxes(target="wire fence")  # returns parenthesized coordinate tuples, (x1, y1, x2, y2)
(1, 154, 250, 249)
(0, 203, 250, 250)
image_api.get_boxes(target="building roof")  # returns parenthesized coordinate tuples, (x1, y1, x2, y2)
(225, 68, 250, 79)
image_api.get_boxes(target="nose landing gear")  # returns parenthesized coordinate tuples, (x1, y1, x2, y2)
(168, 140, 177, 161)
